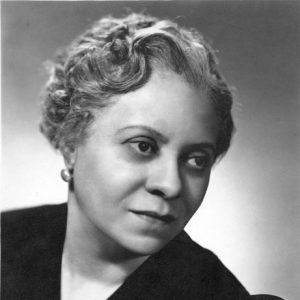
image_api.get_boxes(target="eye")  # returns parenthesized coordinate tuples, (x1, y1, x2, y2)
(136, 141, 152, 153)
(128, 138, 158, 155)
(186, 155, 210, 170)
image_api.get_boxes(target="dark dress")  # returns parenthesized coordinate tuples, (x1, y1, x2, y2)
(1, 203, 282, 300)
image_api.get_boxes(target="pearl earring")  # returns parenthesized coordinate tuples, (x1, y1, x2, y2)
(60, 169, 72, 183)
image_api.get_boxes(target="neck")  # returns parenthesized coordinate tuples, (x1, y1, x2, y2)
(63, 193, 149, 285)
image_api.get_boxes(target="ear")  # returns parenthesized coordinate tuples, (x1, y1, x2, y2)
(61, 146, 77, 170)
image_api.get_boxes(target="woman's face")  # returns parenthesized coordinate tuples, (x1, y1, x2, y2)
(71, 71, 219, 255)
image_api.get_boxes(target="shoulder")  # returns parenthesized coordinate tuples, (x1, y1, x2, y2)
(1, 204, 67, 300)
(1, 203, 67, 258)
(1, 203, 67, 248)
(1, 203, 67, 270)
(117, 231, 250, 299)
(155, 232, 250, 299)
(1, 202, 67, 224)
(171, 231, 235, 276)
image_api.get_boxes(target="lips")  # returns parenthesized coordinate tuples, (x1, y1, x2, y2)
(130, 210, 176, 224)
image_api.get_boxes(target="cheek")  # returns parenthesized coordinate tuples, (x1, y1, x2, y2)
(183, 174, 210, 215)
(73, 146, 146, 205)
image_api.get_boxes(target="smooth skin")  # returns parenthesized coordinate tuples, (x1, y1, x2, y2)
(61, 70, 219, 299)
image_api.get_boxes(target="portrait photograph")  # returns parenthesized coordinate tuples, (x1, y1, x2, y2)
(1, 1, 299, 300)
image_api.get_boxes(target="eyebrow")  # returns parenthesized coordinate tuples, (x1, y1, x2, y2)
(117, 125, 169, 143)
(117, 125, 216, 155)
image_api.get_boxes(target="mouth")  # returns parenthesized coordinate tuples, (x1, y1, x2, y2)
(130, 210, 176, 224)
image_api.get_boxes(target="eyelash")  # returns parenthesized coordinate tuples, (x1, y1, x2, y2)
(128, 139, 158, 156)
(184, 155, 211, 171)
(127, 138, 212, 171)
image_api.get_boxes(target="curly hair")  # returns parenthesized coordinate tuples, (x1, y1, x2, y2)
(40, 13, 234, 158)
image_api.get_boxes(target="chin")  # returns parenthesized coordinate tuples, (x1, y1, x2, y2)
(120, 234, 174, 256)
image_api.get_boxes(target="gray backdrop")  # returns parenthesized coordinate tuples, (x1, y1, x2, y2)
(2, 1, 299, 299)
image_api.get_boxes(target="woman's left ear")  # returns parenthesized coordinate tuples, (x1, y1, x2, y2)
(61, 146, 77, 170)
(60, 147, 77, 184)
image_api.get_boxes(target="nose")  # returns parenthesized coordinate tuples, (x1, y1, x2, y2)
(145, 158, 182, 200)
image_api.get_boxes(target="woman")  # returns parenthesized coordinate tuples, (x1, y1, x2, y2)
(1, 13, 283, 300)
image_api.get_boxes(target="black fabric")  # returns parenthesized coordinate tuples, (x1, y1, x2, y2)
(2, 203, 253, 300)
(1, 204, 67, 300)
(250, 296, 284, 300)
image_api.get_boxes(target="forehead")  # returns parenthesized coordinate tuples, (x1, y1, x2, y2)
(91, 71, 219, 144)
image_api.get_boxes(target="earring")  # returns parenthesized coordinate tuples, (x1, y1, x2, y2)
(60, 169, 72, 183)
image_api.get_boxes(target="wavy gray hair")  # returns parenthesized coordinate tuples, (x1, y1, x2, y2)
(40, 13, 234, 158)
